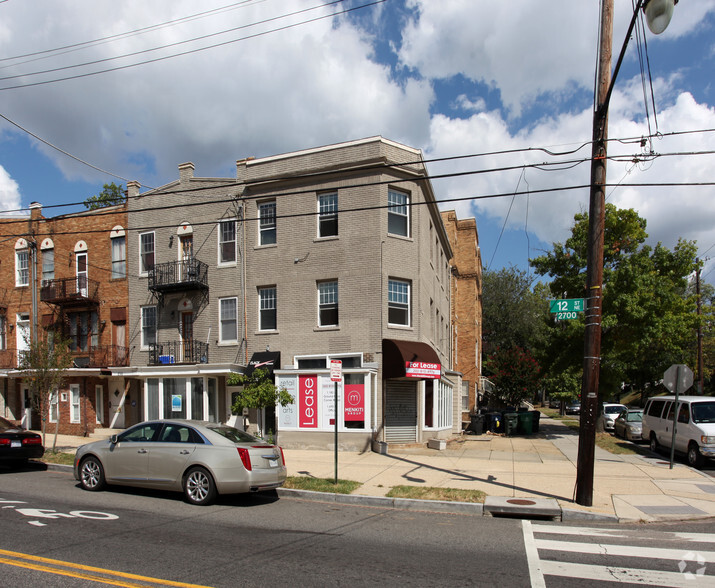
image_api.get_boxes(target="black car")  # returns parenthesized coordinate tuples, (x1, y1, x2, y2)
(0, 417, 44, 463)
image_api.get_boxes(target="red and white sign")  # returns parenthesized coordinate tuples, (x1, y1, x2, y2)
(330, 359, 342, 382)
(344, 383, 365, 421)
(405, 361, 441, 379)
(299, 375, 318, 428)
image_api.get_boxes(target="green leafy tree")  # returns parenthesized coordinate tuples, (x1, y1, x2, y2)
(542, 368, 581, 413)
(532, 204, 700, 400)
(228, 368, 294, 414)
(487, 346, 541, 407)
(83, 182, 126, 210)
(19, 333, 73, 450)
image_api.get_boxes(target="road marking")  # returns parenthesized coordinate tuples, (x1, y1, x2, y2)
(522, 521, 546, 588)
(536, 538, 715, 563)
(541, 560, 703, 587)
(0, 549, 213, 588)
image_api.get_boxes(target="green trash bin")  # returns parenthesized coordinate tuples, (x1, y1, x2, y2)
(503, 412, 519, 436)
(517, 411, 534, 435)
(530, 410, 541, 433)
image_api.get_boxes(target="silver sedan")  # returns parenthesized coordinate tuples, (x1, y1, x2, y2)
(74, 420, 287, 505)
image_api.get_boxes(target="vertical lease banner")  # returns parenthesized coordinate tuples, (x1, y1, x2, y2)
(299, 375, 318, 428)
(344, 383, 365, 421)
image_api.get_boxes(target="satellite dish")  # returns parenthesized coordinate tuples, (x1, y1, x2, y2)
(644, 0, 676, 35)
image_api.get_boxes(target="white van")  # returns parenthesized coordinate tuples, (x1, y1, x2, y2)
(642, 395, 715, 468)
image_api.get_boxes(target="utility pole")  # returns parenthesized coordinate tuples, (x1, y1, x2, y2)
(576, 0, 613, 507)
(696, 260, 703, 394)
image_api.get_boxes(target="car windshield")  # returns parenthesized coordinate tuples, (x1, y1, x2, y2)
(605, 405, 625, 414)
(691, 401, 715, 424)
(625, 412, 643, 422)
(208, 425, 263, 444)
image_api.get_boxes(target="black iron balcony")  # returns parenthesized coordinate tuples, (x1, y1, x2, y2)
(148, 258, 209, 294)
(148, 340, 209, 366)
(41, 277, 100, 306)
(67, 345, 129, 368)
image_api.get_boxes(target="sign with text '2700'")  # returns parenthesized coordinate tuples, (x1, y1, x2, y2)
(549, 298, 585, 320)
(405, 361, 441, 379)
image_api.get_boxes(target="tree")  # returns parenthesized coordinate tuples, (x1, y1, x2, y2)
(19, 334, 73, 450)
(83, 182, 126, 210)
(228, 368, 294, 435)
(532, 204, 700, 399)
(486, 346, 541, 407)
(542, 368, 581, 413)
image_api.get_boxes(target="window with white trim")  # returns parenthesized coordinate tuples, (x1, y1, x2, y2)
(388, 279, 410, 326)
(141, 306, 157, 349)
(388, 189, 409, 237)
(42, 247, 54, 284)
(219, 297, 238, 343)
(70, 385, 81, 423)
(15, 248, 29, 287)
(111, 235, 126, 279)
(259, 201, 276, 245)
(259, 287, 277, 331)
(218, 219, 236, 264)
(139, 232, 155, 274)
(318, 192, 338, 237)
(318, 281, 338, 327)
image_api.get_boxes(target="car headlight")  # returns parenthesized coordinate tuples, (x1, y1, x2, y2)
(701, 435, 715, 445)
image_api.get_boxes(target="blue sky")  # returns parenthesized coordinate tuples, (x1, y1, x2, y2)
(1, 0, 714, 281)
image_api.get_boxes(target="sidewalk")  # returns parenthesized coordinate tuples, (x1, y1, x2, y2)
(37, 416, 715, 523)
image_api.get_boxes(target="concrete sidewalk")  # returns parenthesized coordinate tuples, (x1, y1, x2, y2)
(36, 416, 715, 523)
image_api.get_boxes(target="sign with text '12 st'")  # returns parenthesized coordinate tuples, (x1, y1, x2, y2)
(549, 298, 585, 321)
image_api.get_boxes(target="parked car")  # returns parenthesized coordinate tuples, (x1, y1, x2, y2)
(74, 420, 287, 505)
(0, 416, 44, 464)
(642, 395, 715, 468)
(565, 401, 581, 415)
(600, 403, 628, 431)
(613, 409, 643, 441)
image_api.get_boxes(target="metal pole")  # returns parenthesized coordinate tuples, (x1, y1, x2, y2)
(669, 366, 681, 469)
(334, 380, 339, 484)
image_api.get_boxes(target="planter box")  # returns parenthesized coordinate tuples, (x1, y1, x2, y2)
(428, 438, 446, 451)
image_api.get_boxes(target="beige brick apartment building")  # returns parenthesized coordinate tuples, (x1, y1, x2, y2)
(117, 137, 462, 450)
(0, 202, 129, 435)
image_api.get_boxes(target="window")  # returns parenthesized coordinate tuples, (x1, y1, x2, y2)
(388, 189, 409, 237)
(388, 279, 410, 326)
(49, 391, 59, 423)
(219, 298, 238, 343)
(259, 287, 277, 331)
(70, 385, 81, 423)
(0, 315, 5, 350)
(141, 306, 157, 348)
(16, 248, 29, 286)
(111, 235, 126, 279)
(318, 281, 338, 327)
(42, 247, 54, 284)
(68, 311, 98, 351)
(139, 232, 155, 274)
(318, 192, 338, 237)
(219, 219, 236, 264)
(259, 201, 276, 245)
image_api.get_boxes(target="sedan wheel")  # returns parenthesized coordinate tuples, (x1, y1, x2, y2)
(79, 456, 106, 491)
(183, 467, 217, 506)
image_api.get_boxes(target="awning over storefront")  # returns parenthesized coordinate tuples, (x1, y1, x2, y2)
(382, 339, 441, 380)
(246, 351, 281, 376)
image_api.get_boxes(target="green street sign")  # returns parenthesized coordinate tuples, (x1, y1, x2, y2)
(550, 298, 585, 320)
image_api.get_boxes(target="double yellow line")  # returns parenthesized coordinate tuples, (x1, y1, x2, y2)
(0, 548, 213, 588)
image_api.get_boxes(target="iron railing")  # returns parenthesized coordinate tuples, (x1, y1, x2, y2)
(148, 258, 208, 293)
(40, 276, 100, 305)
(149, 340, 209, 365)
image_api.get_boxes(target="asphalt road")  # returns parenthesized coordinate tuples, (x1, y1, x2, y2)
(1, 464, 713, 587)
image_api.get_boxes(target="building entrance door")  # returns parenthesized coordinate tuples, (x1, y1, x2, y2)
(384, 380, 418, 443)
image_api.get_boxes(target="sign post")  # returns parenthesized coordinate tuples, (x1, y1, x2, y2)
(330, 360, 342, 484)
(663, 364, 693, 469)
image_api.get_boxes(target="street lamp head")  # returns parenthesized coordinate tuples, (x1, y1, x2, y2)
(644, 0, 677, 35)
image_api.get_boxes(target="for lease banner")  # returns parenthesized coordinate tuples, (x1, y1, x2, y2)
(299, 375, 318, 428)
(405, 361, 441, 379)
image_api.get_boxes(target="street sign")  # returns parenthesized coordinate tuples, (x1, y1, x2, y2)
(663, 364, 693, 394)
(330, 359, 342, 382)
(550, 298, 585, 320)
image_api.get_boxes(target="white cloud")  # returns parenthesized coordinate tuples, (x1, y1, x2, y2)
(0, 165, 21, 212)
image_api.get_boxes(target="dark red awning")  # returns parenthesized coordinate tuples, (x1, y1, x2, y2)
(382, 339, 441, 379)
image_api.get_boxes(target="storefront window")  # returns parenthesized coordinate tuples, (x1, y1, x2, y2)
(147, 379, 159, 419)
(343, 374, 365, 429)
(163, 378, 186, 419)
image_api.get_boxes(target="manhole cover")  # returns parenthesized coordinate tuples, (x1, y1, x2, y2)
(507, 499, 536, 506)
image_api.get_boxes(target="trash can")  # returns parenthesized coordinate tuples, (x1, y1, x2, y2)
(469, 414, 485, 435)
(503, 412, 519, 436)
(517, 411, 533, 435)
(530, 410, 541, 433)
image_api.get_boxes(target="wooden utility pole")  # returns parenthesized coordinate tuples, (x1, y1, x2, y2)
(575, 0, 613, 507)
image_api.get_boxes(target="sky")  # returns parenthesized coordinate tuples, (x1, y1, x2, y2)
(1, 0, 714, 284)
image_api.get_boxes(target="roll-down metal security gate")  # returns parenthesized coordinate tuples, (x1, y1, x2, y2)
(384, 380, 417, 443)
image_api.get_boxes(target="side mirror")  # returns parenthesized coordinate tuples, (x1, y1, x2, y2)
(110, 434, 118, 444)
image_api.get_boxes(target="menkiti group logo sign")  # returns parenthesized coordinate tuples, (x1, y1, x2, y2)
(344, 383, 365, 421)
(405, 361, 441, 379)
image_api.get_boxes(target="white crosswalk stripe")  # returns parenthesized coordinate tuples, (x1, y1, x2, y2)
(523, 521, 715, 587)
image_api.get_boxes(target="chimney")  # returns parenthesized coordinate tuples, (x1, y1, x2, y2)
(178, 162, 195, 183)
(29, 202, 42, 220)
(126, 181, 141, 199)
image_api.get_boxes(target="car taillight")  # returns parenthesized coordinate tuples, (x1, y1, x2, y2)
(0, 438, 10, 446)
(237, 447, 252, 471)
(278, 446, 286, 465)
(23, 437, 42, 446)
